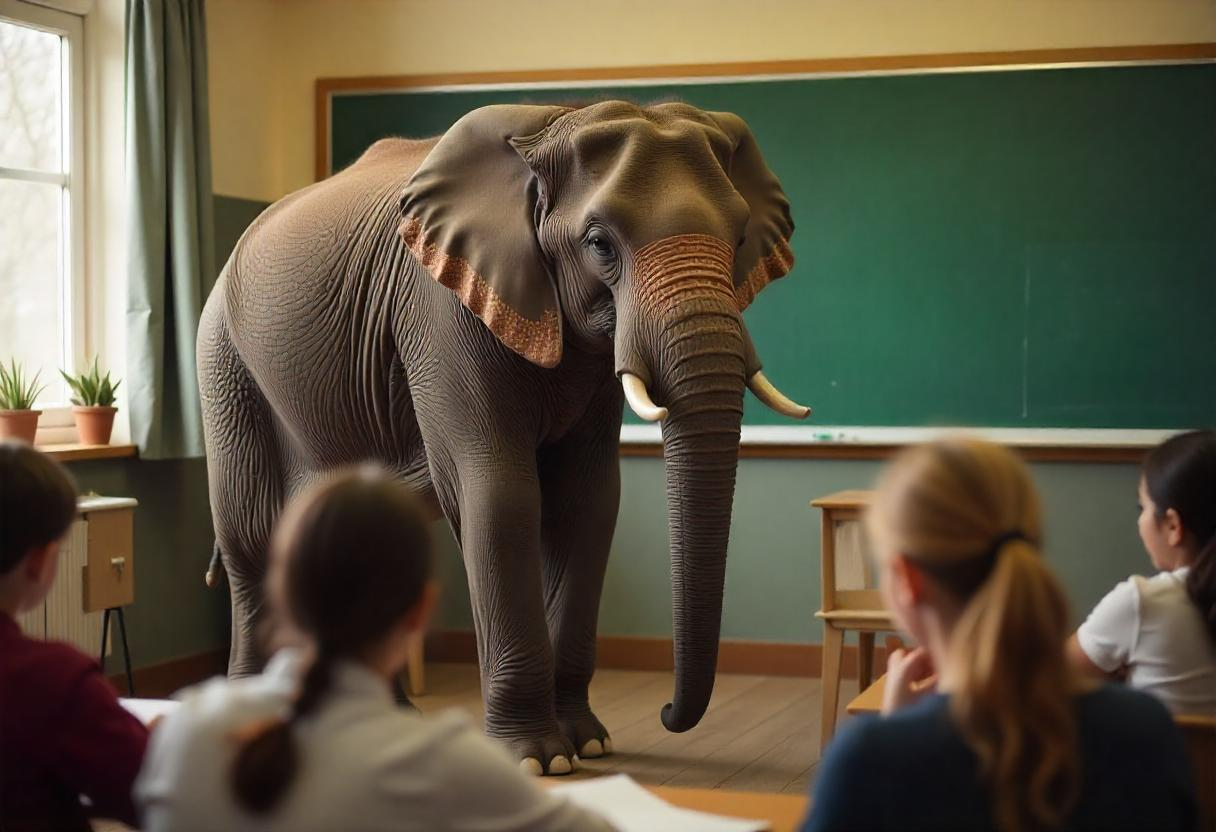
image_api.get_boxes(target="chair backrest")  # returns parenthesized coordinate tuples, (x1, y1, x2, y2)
(811, 490, 880, 613)
(1178, 714, 1216, 832)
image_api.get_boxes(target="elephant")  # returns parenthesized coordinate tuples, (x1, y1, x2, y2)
(197, 99, 809, 775)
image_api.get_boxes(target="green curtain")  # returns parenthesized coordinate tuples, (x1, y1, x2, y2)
(125, 0, 214, 459)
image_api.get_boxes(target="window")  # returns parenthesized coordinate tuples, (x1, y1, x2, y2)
(0, 0, 84, 406)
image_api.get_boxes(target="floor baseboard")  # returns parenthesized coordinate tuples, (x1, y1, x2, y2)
(123, 632, 889, 698)
(107, 648, 228, 698)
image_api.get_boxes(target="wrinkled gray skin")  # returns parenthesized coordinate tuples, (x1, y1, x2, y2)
(198, 101, 799, 774)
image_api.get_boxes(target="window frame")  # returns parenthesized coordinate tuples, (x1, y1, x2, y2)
(0, 0, 86, 410)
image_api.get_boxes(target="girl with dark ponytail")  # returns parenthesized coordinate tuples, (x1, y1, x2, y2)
(804, 438, 1196, 832)
(135, 466, 614, 832)
(1070, 429, 1216, 714)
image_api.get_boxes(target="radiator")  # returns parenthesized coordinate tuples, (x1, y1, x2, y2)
(15, 519, 108, 655)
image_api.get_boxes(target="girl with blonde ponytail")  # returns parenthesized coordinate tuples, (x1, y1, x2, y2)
(803, 438, 1196, 832)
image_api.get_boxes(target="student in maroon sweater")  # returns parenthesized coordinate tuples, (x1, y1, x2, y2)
(0, 441, 148, 831)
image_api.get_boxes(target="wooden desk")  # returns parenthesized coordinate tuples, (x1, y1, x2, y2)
(846, 673, 887, 715)
(543, 780, 808, 831)
(650, 786, 808, 831)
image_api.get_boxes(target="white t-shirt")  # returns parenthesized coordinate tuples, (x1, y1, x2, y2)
(135, 649, 615, 832)
(1077, 566, 1216, 715)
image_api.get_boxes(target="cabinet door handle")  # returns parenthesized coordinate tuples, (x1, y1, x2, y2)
(110, 557, 126, 575)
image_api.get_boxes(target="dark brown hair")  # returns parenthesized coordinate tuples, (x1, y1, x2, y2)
(0, 441, 78, 574)
(1143, 429, 1216, 643)
(230, 466, 433, 814)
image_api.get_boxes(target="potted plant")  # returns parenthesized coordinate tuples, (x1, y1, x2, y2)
(0, 360, 46, 443)
(60, 357, 122, 446)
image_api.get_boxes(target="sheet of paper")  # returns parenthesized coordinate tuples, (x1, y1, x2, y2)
(120, 697, 179, 725)
(551, 774, 770, 832)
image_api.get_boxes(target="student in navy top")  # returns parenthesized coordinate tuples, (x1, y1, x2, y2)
(0, 442, 148, 831)
(803, 438, 1196, 832)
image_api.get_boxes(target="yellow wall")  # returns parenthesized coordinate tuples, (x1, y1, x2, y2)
(208, 0, 1216, 202)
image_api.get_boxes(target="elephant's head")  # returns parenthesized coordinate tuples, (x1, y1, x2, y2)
(399, 101, 808, 732)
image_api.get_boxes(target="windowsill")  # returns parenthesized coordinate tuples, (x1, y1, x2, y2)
(37, 442, 137, 462)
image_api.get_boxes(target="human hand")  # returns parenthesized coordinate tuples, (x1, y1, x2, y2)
(881, 646, 937, 715)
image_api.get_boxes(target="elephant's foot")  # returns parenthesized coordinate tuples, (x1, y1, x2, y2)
(492, 725, 580, 777)
(557, 705, 613, 759)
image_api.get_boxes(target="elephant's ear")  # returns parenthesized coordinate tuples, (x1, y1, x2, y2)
(399, 104, 570, 368)
(707, 112, 795, 312)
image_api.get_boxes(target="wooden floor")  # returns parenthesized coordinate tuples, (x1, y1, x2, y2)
(415, 663, 861, 795)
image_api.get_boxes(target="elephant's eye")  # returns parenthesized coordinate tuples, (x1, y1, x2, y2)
(588, 234, 616, 261)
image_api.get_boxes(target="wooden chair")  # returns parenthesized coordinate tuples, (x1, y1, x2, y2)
(1178, 714, 1216, 832)
(811, 490, 894, 751)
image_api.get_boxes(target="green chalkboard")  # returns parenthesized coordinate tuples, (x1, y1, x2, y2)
(329, 63, 1216, 429)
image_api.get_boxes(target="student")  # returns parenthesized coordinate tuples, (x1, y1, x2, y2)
(0, 441, 149, 831)
(1070, 429, 1216, 714)
(136, 466, 613, 832)
(803, 438, 1196, 832)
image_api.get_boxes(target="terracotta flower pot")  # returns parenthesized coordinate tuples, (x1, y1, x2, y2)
(73, 405, 117, 446)
(0, 410, 41, 444)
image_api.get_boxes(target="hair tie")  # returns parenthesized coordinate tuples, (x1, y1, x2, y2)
(913, 529, 1035, 598)
(982, 529, 1033, 564)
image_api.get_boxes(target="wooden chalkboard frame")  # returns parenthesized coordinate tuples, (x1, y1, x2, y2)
(315, 43, 1216, 462)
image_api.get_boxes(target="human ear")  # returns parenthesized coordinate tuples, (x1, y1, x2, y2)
(1163, 508, 1185, 548)
(402, 580, 441, 634)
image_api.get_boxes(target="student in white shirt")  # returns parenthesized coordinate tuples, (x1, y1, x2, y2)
(1069, 430, 1216, 714)
(136, 466, 614, 832)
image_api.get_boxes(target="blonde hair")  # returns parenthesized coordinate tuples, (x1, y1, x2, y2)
(868, 438, 1078, 832)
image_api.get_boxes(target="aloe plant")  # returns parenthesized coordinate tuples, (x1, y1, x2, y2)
(60, 357, 121, 407)
(0, 360, 46, 410)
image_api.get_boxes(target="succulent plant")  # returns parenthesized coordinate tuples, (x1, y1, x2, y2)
(0, 359, 46, 410)
(60, 356, 121, 407)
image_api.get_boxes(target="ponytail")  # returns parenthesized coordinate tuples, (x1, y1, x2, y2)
(870, 439, 1081, 832)
(1186, 534, 1216, 643)
(230, 655, 334, 814)
(949, 539, 1078, 832)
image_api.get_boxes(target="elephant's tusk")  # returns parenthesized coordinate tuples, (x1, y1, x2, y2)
(748, 371, 812, 420)
(621, 373, 668, 422)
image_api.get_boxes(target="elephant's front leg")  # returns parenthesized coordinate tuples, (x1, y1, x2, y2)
(460, 475, 577, 776)
(540, 384, 623, 759)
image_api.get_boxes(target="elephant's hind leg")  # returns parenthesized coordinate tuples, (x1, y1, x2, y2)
(198, 295, 285, 678)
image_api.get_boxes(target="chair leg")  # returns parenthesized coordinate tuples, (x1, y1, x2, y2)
(406, 634, 425, 697)
(99, 607, 111, 671)
(116, 607, 134, 696)
(858, 631, 876, 690)
(820, 624, 845, 753)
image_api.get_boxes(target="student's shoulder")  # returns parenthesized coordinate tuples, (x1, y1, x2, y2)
(1079, 684, 1179, 741)
(165, 664, 295, 735)
(823, 695, 954, 768)
(3, 635, 103, 693)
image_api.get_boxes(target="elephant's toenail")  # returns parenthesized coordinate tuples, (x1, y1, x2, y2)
(580, 739, 604, 758)
(548, 755, 573, 775)
(519, 758, 544, 776)
(603, 737, 614, 754)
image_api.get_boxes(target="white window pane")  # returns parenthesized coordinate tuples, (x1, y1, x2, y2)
(0, 19, 62, 173)
(0, 178, 64, 403)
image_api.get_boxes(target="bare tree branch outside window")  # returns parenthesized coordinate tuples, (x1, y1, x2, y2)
(0, 18, 67, 402)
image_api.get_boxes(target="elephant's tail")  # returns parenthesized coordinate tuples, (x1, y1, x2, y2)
(205, 542, 225, 588)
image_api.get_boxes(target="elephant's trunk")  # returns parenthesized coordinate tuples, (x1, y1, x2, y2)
(618, 234, 747, 733)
